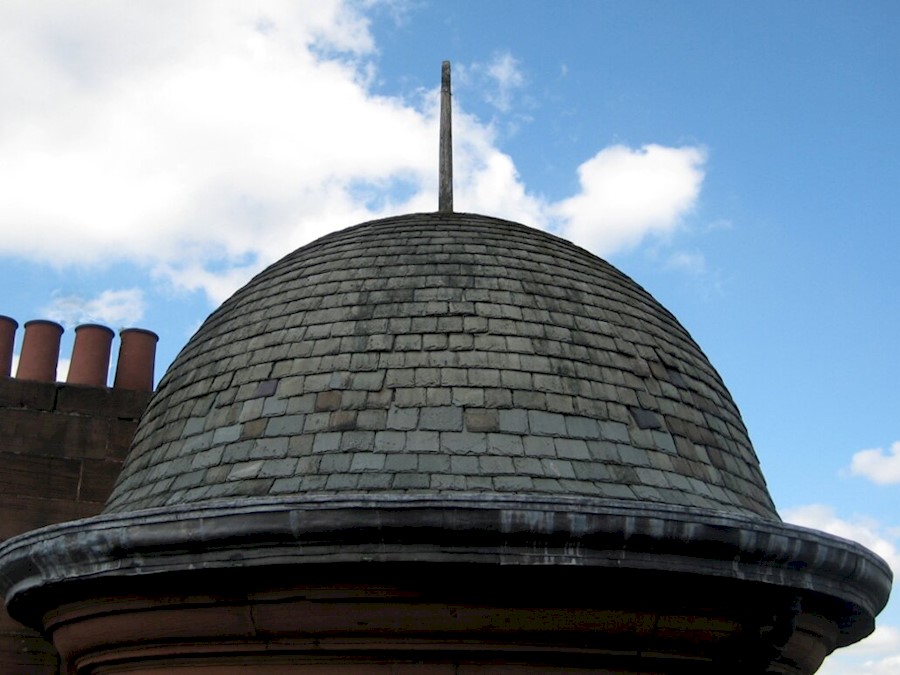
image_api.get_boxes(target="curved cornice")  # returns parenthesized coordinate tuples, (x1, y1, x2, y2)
(0, 493, 890, 646)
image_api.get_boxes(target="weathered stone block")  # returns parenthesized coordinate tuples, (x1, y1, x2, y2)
(374, 431, 406, 452)
(599, 420, 630, 443)
(226, 460, 263, 481)
(487, 433, 525, 456)
(261, 397, 288, 417)
(564, 415, 600, 439)
(464, 409, 498, 433)
(405, 430, 439, 452)
(479, 455, 514, 474)
(384, 453, 418, 471)
(350, 453, 386, 471)
(191, 447, 224, 470)
(386, 406, 418, 430)
(419, 406, 463, 431)
(528, 410, 567, 436)
(451, 387, 484, 407)
(540, 458, 576, 479)
(212, 424, 241, 444)
(555, 438, 590, 460)
(391, 473, 429, 489)
(312, 432, 342, 453)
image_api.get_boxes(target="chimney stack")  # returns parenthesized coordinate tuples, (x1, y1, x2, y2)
(114, 328, 158, 392)
(16, 320, 64, 382)
(68, 324, 115, 387)
(0, 315, 17, 377)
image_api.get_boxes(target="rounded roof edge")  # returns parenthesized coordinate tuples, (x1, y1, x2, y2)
(0, 494, 891, 645)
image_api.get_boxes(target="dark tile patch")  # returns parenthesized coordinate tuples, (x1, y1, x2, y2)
(254, 379, 278, 398)
(629, 407, 662, 430)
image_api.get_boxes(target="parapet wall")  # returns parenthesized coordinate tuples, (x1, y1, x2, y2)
(0, 315, 156, 674)
(0, 377, 151, 538)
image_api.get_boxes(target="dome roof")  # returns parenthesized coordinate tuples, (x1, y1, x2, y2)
(106, 213, 777, 519)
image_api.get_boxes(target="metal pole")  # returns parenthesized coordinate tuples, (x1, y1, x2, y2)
(439, 61, 453, 212)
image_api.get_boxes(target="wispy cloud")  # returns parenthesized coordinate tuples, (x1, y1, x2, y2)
(850, 441, 900, 485)
(42, 289, 145, 328)
(458, 51, 527, 114)
(483, 51, 526, 113)
(665, 250, 707, 275)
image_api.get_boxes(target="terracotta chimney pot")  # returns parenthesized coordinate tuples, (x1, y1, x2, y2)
(114, 328, 159, 392)
(0, 315, 17, 378)
(17, 320, 64, 382)
(67, 324, 115, 387)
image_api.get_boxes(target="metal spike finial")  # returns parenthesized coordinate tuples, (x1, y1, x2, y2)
(439, 61, 453, 212)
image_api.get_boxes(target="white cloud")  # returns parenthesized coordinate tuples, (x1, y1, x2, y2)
(665, 250, 707, 275)
(860, 654, 900, 675)
(450, 108, 547, 227)
(42, 289, 146, 328)
(58, 357, 70, 382)
(10, 353, 70, 382)
(816, 626, 900, 675)
(783, 504, 899, 575)
(0, 2, 708, 305)
(842, 625, 900, 657)
(0, 1, 433, 295)
(783, 505, 900, 675)
(554, 144, 706, 255)
(850, 441, 900, 485)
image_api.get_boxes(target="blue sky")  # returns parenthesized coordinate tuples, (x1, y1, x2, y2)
(1, 2, 897, 669)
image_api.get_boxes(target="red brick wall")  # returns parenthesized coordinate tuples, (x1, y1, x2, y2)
(0, 376, 150, 674)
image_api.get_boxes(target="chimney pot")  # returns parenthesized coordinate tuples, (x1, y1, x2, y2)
(17, 320, 64, 382)
(0, 315, 18, 378)
(68, 324, 115, 387)
(0, 314, 19, 377)
(114, 328, 158, 392)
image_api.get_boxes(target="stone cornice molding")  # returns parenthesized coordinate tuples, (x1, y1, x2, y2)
(0, 493, 890, 646)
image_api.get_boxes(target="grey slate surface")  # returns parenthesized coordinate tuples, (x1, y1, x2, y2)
(105, 213, 778, 519)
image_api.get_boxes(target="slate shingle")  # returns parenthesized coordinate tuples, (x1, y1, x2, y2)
(104, 214, 778, 521)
